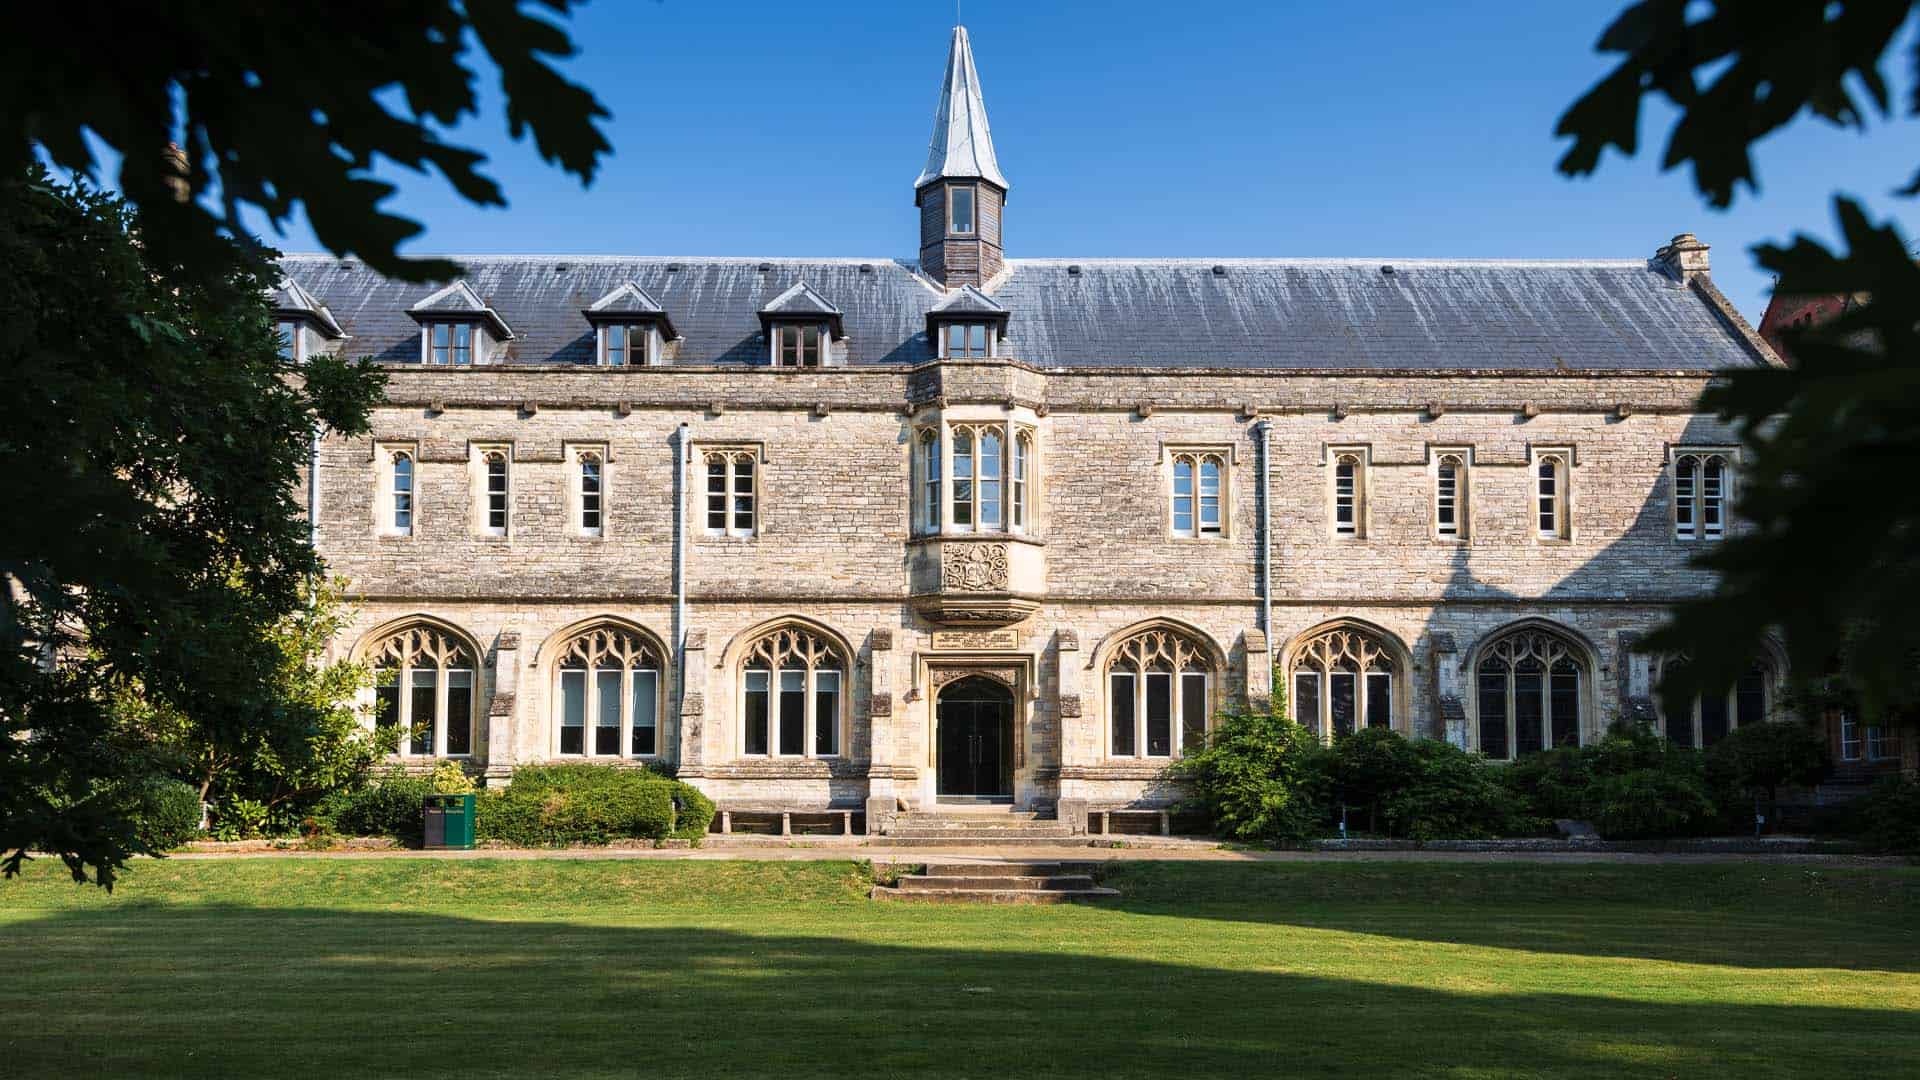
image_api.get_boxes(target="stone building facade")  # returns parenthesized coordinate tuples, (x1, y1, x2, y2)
(277, 27, 1801, 831)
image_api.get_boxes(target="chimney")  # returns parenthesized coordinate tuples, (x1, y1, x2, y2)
(1656, 233, 1710, 283)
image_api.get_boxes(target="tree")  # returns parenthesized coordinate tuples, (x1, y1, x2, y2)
(0, 2, 611, 283)
(1556, 2, 1920, 720)
(0, 169, 384, 886)
(1709, 721, 1829, 823)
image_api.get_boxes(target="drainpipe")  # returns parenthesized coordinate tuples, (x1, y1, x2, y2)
(1255, 418, 1272, 639)
(673, 422, 691, 756)
(307, 420, 321, 605)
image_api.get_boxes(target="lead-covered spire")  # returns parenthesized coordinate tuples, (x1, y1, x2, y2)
(914, 26, 1009, 192)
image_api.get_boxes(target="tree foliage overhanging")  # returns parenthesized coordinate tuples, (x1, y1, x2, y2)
(0, 1, 612, 282)
(1558, 1, 1920, 720)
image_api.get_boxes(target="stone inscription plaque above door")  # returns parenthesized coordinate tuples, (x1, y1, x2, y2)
(932, 629, 1019, 650)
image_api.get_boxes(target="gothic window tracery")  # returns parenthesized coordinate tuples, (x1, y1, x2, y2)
(1290, 626, 1398, 738)
(741, 625, 845, 758)
(1476, 626, 1585, 759)
(369, 624, 477, 758)
(1106, 627, 1214, 758)
(555, 625, 663, 757)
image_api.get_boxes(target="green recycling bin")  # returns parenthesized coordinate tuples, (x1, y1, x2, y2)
(423, 793, 476, 850)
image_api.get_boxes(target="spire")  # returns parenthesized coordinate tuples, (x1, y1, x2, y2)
(915, 26, 1008, 192)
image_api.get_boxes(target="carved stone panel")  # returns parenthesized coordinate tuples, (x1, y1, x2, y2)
(869, 694, 893, 717)
(1058, 694, 1082, 718)
(942, 542, 1010, 592)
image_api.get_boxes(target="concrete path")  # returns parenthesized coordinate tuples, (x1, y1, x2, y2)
(161, 843, 1913, 868)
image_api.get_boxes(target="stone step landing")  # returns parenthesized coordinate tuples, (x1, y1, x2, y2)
(870, 861, 1120, 904)
(884, 809, 1075, 841)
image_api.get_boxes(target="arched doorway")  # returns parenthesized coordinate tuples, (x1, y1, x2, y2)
(936, 674, 1014, 802)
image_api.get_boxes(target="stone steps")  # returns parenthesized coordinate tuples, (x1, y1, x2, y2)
(884, 810, 1074, 842)
(865, 835, 1088, 848)
(871, 861, 1120, 904)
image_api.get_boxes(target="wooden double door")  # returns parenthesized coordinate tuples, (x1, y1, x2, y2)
(936, 675, 1014, 800)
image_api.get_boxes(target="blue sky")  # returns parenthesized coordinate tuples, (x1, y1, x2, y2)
(258, 0, 1918, 322)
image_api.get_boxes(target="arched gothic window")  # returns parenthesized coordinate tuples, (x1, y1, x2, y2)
(1291, 626, 1397, 738)
(1673, 453, 1729, 541)
(921, 422, 1033, 535)
(1659, 657, 1769, 749)
(369, 624, 476, 757)
(1476, 627, 1585, 760)
(1332, 452, 1366, 537)
(741, 625, 845, 758)
(1435, 453, 1467, 538)
(555, 625, 663, 757)
(1107, 627, 1214, 758)
(482, 451, 509, 536)
(1534, 454, 1569, 539)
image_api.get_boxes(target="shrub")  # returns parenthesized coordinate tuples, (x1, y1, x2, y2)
(210, 796, 271, 841)
(1853, 775, 1920, 853)
(1709, 721, 1828, 810)
(476, 764, 713, 846)
(1588, 768, 1719, 840)
(427, 760, 475, 795)
(1501, 745, 1596, 820)
(318, 770, 433, 843)
(1503, 724, 1721, 838)
(1172, 708, 1326, 845)
(1325, 727, 1416, 834)
(1380, 739, 1539, 841)
(136, 778, 203, 850)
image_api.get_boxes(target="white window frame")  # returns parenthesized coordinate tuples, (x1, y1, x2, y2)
(1327, 446, 1370, 539)
(1671, 447, 1736, 542)
(947, 183, 977, 236)
(947, 422, 1010, 533)
(770, 323, 826, 367)
(472, 445, 511, 538)
(567, 443, 608, 538)
(552, 626, 664, 760)
(1530, 447, 1573, 541)
(916, 428, 942, 535)
(1431, 447, 1471, 540)
(702, 447, 759, 538)
(1011, 429, 1032, 533)
(1166, 446, 1232, 540)
(376, 443, 418, 538)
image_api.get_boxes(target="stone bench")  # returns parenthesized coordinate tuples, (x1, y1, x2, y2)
(1086, 806, 1175, 837)
(714, 805, 864, 837)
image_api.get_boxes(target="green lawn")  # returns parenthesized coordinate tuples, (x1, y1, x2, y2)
(3, 858, 1917, 1079)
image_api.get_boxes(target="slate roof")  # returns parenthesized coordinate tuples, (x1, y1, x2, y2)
(274, 253, 1766, 371)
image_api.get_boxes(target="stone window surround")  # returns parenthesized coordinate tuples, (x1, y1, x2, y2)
(468, 442, 514, 539)
(1466, 621, 1597, 761)
(1528, 444, 1576, 542)
(912, 413, 1039, 538)
(1161, 443, 1236, 541)
(1095, 622, 1223, 763)
(1427, 445, 1473, 542)
(1323, 443, 1371, 540)
(1668, 444, 1739, 543)
(1284, 621, 1411, 740)
(735, 622, 850, 760)
(374, 441, 419, 539)
(697, 442, 763, 539)
(565, 441, 610, 539)
(548, 622, 668, 760)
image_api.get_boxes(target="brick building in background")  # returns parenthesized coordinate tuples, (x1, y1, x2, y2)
(273, 26, 1885, 834)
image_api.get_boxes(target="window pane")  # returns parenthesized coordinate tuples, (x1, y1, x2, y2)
(1329, 672, 1356, 738)
(1173, 460, 1194, 534)
(1181, 673, 1208, 753)
(1840, 711, 1861, 761)
(1477, 672, 1508, 759)
(1145, 673, 1173, 757)
(1700, 691, 1730, 748)
(1293, 672, 1319, 730)
(1702, 457, 1725, 538)
(1012, 436, 1027, 528)
(1365, 671, 1392, 729)
(814, 670, 840, 756)
(630, 671, 657, 756)
(1514, 670, 1544, 756)
(375, 672, 399, 735)
(744, 671, 770, 755)
(980, 431, 1002, 529)
(921, 433, 940, 530)
(1110, 672, 1136, 756)
(778, 669, 806, 754)
(1537, 459, 1558, 535)
(445, 670, 472, 755)
(1674, 456, 1696, 538)
(1334, 461, 1356, 534)
(951, 186, 974, 233)
(1437, 461, 1458, 534)
(969, 324, 987, 354)
(732, 458, 754, 532)
(607, 324, 626, 365)
(410, 669, 437, 754)
(560, 669, 586, 755)
(952, 433, 973, 527)
(1735, 668, 1767, 728)
(277, 321, 296, 361)
(706, 458, 727, 531)
(595, 669, 621, 755)
(1549, 665, 1579, 748)
(1199, 460, 1222, 533)
(802, 326, 820, 366)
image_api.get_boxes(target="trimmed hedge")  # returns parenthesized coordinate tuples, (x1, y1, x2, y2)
(137, 778, 204, 850)
(318, 772, 434, 843)
(477, 764, 714, 845)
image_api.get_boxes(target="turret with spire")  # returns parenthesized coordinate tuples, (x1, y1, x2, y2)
(916, 26, 1008, 288)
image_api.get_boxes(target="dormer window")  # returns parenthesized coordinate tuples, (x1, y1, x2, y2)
(600, 324, 652, 366)
(775, 324, 824, 367)
(270, 276, 343, 364)
(943, 323, 994, 358)
(429, 322, 474, 366)
(948, 184, 975, 235)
